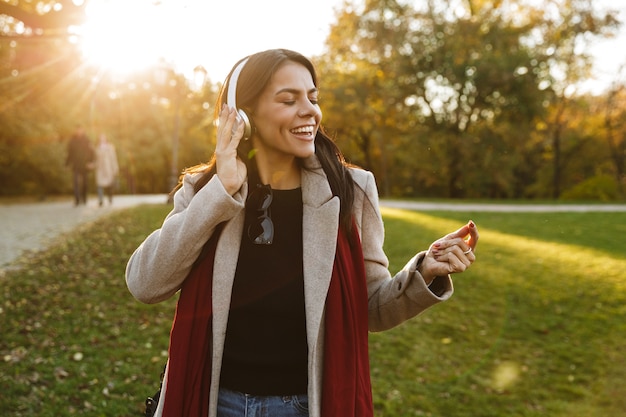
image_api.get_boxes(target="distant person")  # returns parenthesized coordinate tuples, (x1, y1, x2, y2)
(66, 125, 94, 206)
(94, 133, 119, 206)
(126, 49, 479, 417)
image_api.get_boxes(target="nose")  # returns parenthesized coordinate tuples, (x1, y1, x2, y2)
(298, 99, 321, 119)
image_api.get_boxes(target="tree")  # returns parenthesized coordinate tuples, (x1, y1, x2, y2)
(525, 0, 620, 198)
(320, 0, 622, 199)
(0, 0, 86, 35)
(600, 75, 626, 197)
(318, 0, 418, 196)
(322, 0, 548, 198)
(409, 0, 550, 198)
(0, 1, 216, 197)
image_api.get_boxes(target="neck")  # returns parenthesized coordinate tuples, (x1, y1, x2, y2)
(255, 155, 301, 190)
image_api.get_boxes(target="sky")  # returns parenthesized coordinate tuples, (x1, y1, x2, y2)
(80, 0, 341, 83)
(581, 1, 626, 93)
(174, 0, 341, 82)
(78, 0, 626, 91)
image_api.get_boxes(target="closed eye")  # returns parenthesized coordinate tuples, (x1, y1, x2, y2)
(282, 98, 319, 106)
(276, 87, 319, 106)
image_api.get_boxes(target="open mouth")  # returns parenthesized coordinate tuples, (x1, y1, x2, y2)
(290, 126, 315, 137)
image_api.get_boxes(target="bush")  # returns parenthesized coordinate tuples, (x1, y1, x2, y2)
(560, 174, 619, 201)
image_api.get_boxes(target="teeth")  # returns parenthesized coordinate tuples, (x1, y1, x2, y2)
(291, 126, 314, 134)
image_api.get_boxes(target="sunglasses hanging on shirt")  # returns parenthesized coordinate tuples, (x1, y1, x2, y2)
(247, 184, 274, 245)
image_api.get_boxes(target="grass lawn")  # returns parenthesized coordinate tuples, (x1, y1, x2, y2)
(1, 204, 625, 416)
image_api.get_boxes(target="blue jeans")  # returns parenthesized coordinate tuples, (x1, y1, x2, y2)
(217, 388, 309, 417)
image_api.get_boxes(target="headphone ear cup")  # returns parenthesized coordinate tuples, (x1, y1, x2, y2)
(237, 109, 253, 140)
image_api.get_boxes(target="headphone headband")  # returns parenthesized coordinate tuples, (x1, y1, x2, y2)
(226, 57, 252, 140)
(227, 58, 249, 109)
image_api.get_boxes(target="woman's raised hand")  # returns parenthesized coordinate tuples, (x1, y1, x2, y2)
(215, 105, 247, 195)
(419, 221, 479, 283)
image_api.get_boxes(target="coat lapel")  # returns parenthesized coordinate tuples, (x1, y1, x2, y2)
(301, 162, 340, 347)
(211, 198, 245, 382)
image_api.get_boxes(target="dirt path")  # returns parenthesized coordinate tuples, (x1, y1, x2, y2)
(0, 194, 167, 269)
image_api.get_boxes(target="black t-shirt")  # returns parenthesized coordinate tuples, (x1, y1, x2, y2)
(220, 187, 308, 395)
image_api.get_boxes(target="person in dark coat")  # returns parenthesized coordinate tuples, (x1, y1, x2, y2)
(66, 125, 95, 206)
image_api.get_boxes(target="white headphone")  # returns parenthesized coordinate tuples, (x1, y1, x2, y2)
(226, 58, 253, 140)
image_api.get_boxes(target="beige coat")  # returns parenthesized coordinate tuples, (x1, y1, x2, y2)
(95, 142, 119, 187)
(126, 155, 453, 417)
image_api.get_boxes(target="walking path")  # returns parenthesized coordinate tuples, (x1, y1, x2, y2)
(0, 194, 167, 269)
(1, 195, 625, 270)
(380, 200, 626, 212)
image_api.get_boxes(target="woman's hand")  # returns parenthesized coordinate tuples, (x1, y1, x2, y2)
(418, 220, 479, 284)
(215, 105, 247, 195)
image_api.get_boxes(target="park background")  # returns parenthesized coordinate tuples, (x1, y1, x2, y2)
(1, 1, 626, 416)
(1, 0, 625, 201)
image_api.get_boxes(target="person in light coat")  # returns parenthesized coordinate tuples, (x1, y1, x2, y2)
(95, 133, 119, 206)
(126, 49, 479, 417)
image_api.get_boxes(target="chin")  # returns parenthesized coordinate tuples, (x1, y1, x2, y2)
(296, 145, 316, 159)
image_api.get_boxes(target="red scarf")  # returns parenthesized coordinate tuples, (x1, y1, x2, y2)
(162, 223, 373, 416)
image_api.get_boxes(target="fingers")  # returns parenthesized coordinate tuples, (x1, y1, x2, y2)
(437, 220, 478, 251)
(430, 241, 474, 269)
(215, 105, 248, 195)
(443, 220, 475, 242)
(427, 220, 479, 273)
(466, 220, 479, 250)
(217, 105, 243, 151)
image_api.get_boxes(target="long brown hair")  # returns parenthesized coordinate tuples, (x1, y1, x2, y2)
(175, 49, 356, 236)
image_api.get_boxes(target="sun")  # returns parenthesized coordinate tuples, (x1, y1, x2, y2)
(76, 0, 176, 75)
(72, 0, 339, 82)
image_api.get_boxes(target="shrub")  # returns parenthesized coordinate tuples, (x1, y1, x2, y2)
(560, 174, 618, 201)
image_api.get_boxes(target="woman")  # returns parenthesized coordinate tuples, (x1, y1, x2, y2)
(94, 133, 119, 206)
(126, 49, 479, 417)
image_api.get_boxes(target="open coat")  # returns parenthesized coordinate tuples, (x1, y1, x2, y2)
(125, 155, 454, 417)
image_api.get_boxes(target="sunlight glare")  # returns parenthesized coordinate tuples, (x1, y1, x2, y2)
(78, 0, 172, 75)
(73, 0, 337, 82)
(491, 361, 520, 392)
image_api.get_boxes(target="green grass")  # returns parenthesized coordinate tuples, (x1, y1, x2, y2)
(1, 205, 625, 416)
(372, 208, 626, 417)
(0, 205, 176, 417)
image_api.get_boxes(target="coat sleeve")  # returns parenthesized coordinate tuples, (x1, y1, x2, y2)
(352, 169, 454, 332)
(125, 174, 245, 304)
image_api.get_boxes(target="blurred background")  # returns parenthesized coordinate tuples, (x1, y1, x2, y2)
(1, 0, 624, 201)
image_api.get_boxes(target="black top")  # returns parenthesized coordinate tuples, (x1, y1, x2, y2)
(220, 187, 308, 395)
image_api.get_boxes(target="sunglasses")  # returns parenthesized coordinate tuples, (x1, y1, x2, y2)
(247, 184, 274, 245)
